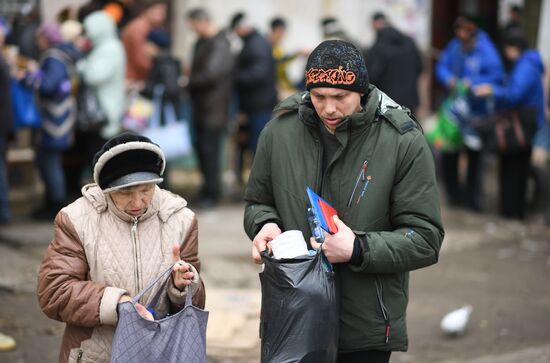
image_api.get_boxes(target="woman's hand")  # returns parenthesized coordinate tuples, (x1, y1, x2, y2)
(118, 295, 154, 321)
(171, 245, 194, 291)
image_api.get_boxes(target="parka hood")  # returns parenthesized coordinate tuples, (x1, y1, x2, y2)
(81, 184, 187, 223)
(83, 11, 117, 45)
(519, 49, 544, 73)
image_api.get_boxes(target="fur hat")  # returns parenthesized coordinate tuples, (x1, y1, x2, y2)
(305, 40, 369, 94)
(92, 132, 165, 193)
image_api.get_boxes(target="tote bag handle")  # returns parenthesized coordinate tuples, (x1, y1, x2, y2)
(131, 262, 194, 308)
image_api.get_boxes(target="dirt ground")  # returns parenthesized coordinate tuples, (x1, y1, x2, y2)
(0, 201, 549, 363)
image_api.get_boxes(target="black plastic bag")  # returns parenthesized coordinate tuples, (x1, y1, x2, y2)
(259, 251, 338, 363)
(76, 81, 108, 132)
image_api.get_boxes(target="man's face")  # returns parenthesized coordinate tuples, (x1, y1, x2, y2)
(371, 19, 385, 33)
(110, 183, 155, 217)
(310, 87, 362, 133)
(189, 19, 207, 36)
(504, 45, 521, 61)
(271, 26, 286, 44)
(145, 4, 167, 27)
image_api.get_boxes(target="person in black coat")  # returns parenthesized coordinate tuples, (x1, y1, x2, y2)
(230, 12, 277, 155)
(365, 12, 423, 112)
(188, 8, 234, 206)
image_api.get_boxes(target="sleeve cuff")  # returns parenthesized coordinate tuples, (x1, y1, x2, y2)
(99, 286, 127, 326)
(167, 263, 201, 307)
(348, 232, 371, 272)
(349, 237, 363, 266)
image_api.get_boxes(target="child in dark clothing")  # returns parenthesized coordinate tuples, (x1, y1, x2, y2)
(142, 29, 184, 124)
(141, 29, 186, 191)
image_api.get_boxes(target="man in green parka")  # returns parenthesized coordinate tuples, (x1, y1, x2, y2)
(244, 40, 444, 363)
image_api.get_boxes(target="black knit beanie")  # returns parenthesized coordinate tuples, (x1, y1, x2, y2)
(92, 132, 166, 192)
(305, 40, 369, 94)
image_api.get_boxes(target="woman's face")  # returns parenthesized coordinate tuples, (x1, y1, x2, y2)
(110, 183, 155, 217)
(36, 33, 49, 51)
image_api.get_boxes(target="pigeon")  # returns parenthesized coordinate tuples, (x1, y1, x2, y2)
(441, 305, 473, 336)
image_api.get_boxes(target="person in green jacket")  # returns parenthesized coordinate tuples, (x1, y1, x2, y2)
(244, 40, 444, 363)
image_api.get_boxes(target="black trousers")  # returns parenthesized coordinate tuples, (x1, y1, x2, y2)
(337, 350, 391, 363)
(195, 126, 224, 202)
(499, 148, 532, 220)
(63, 130, 105, 199)
(441, 147, 484, 211)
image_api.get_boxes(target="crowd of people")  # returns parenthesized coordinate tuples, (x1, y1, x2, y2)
(435, 12, 548, 221)
(0, 1, 548, 361)
(0, 2, 548, 223)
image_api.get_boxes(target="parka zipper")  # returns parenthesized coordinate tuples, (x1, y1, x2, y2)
(347, 160, 368, 208)
(375, 276, 391, 344)
(131, 218, 142, 302)
(76, 349, 83, 363)
(314, 138, 323, 193)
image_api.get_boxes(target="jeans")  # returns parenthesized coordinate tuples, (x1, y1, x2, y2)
(36, 147, 66, 206)
(0, 138, 11, 221)
(248, 111, 272, 154)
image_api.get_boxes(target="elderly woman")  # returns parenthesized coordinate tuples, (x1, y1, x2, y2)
(37, 132, 205, 363)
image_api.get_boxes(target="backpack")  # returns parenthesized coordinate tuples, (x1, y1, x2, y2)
(143, 54, 182, 100)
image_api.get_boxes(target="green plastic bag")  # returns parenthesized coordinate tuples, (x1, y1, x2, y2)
(426, 83, 469, 151)
(426, 107, 463, 151)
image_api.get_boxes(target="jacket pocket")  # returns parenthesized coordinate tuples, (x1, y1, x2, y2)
(68, 348, 82, 363)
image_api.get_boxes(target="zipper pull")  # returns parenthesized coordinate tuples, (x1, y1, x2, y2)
(385, 322, 390, 344)
(362, 161, 367, 181)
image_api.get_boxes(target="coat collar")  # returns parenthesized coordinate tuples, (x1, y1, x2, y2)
(81, 184, 187, 223)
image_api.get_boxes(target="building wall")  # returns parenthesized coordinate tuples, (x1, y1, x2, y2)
(40, 0, 88, 23)
(173, 0, 432, 84)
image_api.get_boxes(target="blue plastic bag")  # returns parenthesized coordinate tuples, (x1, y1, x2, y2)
(10, 78, 41, 129)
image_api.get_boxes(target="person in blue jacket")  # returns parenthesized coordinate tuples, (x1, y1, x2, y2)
(22, 23, 77, 220)
(474, 30, 545, 220)
(435, 15, 504, 211)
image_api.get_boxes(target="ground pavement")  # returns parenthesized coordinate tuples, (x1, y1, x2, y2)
(0, 201, 549, 363)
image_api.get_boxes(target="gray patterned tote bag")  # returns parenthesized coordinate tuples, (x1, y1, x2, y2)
(110, 263, 208, 363)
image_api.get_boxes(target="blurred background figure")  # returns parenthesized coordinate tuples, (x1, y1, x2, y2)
(435, 14, 504, 212)
(121, 0, 167, 86)
(21, 22, 77, 220)
(64, 10, 125, 198)
(0, 17, 14, 225)
(230, 11, 277, 156)
(320, 16, 357, 45)
(503, 4, 522, 38)
(474, 30, 545, 220)
(141, 28, 184, 191)
(268, 16, 309, 100)
(365, 12, 423, 113)
(187, 8, 234, 208)
(6, 3, 41, 61)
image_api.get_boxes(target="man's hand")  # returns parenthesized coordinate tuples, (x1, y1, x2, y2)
(310, 215, 355, 263)
(473, 84, 493, 97)
(171, 245, 194, 290)
(252, 222, 282, 264)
